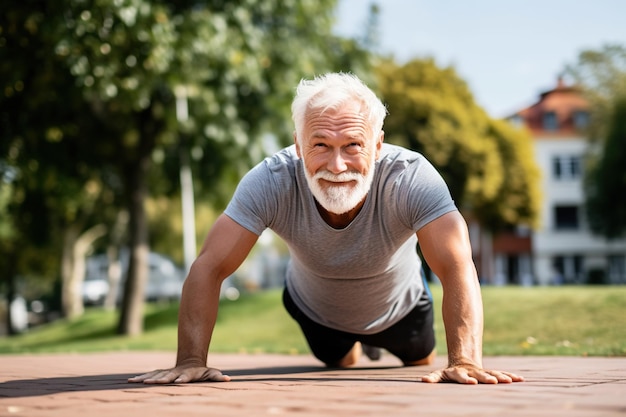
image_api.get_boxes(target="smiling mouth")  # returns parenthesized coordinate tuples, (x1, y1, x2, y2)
(319, 179, 356, 186)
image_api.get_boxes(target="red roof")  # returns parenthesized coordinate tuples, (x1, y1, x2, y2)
(511, 78, 590, 137)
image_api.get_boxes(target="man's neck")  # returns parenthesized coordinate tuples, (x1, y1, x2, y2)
(315, 198, 366, 229)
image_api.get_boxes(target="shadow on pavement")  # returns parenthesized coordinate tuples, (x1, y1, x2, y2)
(0, 364, 416, 398)
(0, 374, 146, 397)
(224, 364, 403, 376)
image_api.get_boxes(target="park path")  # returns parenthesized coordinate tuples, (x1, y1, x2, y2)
(0, 352, 625, 416)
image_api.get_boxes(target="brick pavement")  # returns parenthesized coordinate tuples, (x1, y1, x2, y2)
(0, 352, 624, 417)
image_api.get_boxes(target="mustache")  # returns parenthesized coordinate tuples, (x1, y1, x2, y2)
(313, 170, 363, 183)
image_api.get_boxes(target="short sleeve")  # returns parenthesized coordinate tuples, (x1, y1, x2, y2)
(224, 161, 277, 236)
(394, 155, 458, 231)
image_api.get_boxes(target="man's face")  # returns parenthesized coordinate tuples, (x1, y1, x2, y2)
(295, 102, 383, 215)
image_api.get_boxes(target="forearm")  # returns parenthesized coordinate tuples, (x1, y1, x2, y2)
(441, 268, 484, 367)
(173, 215, 258, 368)
(418, 213, 522, 384)
(175, 264, 222, 367)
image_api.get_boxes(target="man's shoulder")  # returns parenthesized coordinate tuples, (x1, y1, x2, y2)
(263, 145, 299, 172)
(379, 143, 425, 167)
(376, 143, 443, 189)
(244, 145, 300, 190)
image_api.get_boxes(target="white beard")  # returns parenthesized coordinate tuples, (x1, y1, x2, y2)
(303, 156, 376, 215)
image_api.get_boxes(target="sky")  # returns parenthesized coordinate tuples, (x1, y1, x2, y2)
(333, 0, 626, 118)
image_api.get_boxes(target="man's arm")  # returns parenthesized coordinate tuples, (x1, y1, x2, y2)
(416, 211, 523, 384)
(128, 214, 259, 384)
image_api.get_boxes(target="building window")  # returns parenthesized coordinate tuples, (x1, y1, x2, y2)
(552, 155, 582, 180)
(543, 111, 558, 131)
(554, 205, 580, 230)
(573, 110, 589, 129)
(552, 255, 583, 284)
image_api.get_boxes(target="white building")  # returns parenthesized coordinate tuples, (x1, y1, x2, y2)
(501, 78, 626, 285)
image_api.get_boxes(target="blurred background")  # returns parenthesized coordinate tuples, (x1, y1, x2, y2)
(1, 0, 625, 338)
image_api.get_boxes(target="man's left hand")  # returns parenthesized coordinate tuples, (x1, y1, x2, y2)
(421, 364, 524, 384)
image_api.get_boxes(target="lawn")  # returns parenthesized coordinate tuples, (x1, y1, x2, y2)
(0, 286, 624, 356)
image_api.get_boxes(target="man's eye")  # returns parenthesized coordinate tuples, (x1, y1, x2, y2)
(345, 143, 362, 153)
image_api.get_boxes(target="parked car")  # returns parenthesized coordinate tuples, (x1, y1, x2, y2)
(82, 251, 185, 305)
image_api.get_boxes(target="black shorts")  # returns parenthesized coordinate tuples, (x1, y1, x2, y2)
(282, 286, 435, 365)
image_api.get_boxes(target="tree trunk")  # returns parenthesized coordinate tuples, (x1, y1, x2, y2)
(117, 158, 150, 336)
(104, 245, 122, 310)
(3, 250, 18, 336)
(117, 108, 157, 335)
(61, 224, 107, 319)
(61, 225, 79, 318)
(104, 210, 129, 310)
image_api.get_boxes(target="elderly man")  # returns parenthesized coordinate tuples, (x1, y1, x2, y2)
(129, 73, 523, 385)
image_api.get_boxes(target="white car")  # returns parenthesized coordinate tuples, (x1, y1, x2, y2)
(82, 251, 185, 305)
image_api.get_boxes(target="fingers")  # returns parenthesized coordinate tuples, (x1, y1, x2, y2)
(472, 370, 498, 384)
(128, 369, 167, 383)
(420, 370, 443, 383)
(128, 367, 231, 384)
(197, 368, 231, 383)
(128, 369, 182, 384)
(497, 370, 525, 383)
(421, 367, 524, 384)
(420, 368, 479, 384)
(449, 368, 481, 384)
(477, 370, 524, 384)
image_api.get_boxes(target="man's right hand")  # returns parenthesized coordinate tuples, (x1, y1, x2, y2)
(128, 365, 231, 384)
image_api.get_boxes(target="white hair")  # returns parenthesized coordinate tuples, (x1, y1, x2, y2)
(291, 73, 388, 143)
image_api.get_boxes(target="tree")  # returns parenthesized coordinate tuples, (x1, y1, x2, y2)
(565, 44, 626, 239)
(1, 0, 371, 335)
(1, 2, 117, 321)
(376, 58, 540, 231)
(566, 44, 626, 142)
(584, 95, 626, 238)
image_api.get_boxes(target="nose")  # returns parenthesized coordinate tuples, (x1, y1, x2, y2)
(326, 149, 348, 174)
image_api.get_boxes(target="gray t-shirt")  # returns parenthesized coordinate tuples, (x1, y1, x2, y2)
(224, 143, 457, 334)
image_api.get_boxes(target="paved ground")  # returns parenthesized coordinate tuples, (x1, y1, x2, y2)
(0, 352, 624, 416)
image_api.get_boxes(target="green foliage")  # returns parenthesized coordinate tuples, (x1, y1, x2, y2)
(0, 0, 372, 327)
(376, 59, 541, 230)
(480, 119, 542, 229)
(584, 95, 626, 238)
(1, 0, 127, 294)
(146, 195, 219, 265)
(0, 177, 14, 241)
(566, 44, 626, 142)
(1, 287, 625, 356)
(0, 0, 365, 243)
(566, 44, 626, 239)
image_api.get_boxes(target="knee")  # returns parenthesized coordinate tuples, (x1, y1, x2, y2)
(403, 348, 436, 366)
(326, 342, 361, 368)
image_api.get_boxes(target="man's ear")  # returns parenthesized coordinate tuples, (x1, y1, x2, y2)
(294, 131, 301, 158)
(375, 131, 384, 160)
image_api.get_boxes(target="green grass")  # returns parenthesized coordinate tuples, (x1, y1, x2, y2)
(0, 286, 624, 356)
(480, 286, 626, 356)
